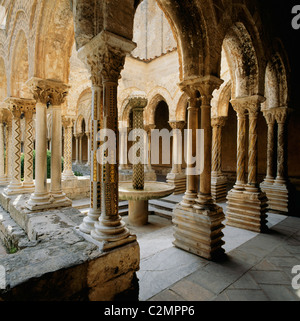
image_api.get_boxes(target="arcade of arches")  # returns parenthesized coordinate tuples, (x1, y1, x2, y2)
(0, 0, 299, 300)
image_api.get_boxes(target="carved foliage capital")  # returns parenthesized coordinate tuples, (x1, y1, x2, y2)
(211, 117, 227, 128)
(168, 121, 186, 130)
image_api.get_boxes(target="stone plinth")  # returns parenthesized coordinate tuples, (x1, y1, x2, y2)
(211, 176, 227, 203)
(172, 204, 225, 260)
(166, 172, 186, 195)
(226, 189, 268, 232)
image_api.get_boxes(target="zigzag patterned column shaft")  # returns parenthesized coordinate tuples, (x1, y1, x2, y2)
(23, 107, 35, 190)
(132, 106, 145, 190)
(6, 105, 22, 192)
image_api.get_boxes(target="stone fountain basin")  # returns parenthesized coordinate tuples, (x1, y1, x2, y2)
(119, 181, 175, 201)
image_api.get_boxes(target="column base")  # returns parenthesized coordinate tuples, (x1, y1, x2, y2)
(226, 187, 268, 233)
(166, 172, 186, 195)
(26, 191, 72, 211)
(261, 181, 290, 214)
(79, 208, 101, 234)
(62, 171, 78, 181)
(0, 176, 9, 186)
(172, 203, 225, 260)
(180, 191, 198, 208)
(4, 182, 24, 195)
(50, 191, 72, 207)
(211, 176, 227, 203)
(91, 217, 137, 252)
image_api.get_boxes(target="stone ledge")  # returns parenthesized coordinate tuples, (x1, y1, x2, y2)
(0, 189, 140, 301)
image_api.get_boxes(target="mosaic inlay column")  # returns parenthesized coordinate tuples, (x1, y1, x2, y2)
(62, 117, 76, 180)
(130, 95, 148, 190)
(77, 31, 136, 251)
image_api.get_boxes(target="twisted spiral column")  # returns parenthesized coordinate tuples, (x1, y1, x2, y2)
(263, 111, 276, 183)
(231, 102, 247, 190)
(246, 108, 259, 191)
(275, 108, 288, 185)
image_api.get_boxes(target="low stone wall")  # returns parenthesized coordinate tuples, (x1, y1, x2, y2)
(0, 188, 140, 301)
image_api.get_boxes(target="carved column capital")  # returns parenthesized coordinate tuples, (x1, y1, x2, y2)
(262, 109, 276, 125)
(169, 120, 186, 130)
(5, 97, 36, 118)
(62, 116, 74, 129)
(211, 117, 227, 128)
(274, 107, 288, 124)
(128, 92, 148, 110)
(78, 30, 136, 86)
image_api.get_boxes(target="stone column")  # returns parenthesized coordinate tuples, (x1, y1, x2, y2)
(0, 111, 6, 185)
(275, 108, 288, 185)
(5, 121, 12, 183)
(62, 117, 76, 180)
(144, 124, 156, 181)
(86, 131, 91, 166)
(4, 98, 23, 195)
(119, 124, 128, 170)
(173, 76, 225, 261)
(211, 117, 227, 202)
(180, 86, 199, 208)
(231, 101, 247, 190)
(227, 95, 268, 232)
(166, 121, 186, 194)
(22, 103, 36, 192)
(265, 107, 291, 213)
(74, 134, 79, 164)
(78, 133, 83, 164)
(48, 81, 72, 207)
(79, 82, 103, 234)
(195, 76, 224, 209)
(26, 78, 52, 210)
(78, 31, 136, 251)
(262, 110, 276, 184)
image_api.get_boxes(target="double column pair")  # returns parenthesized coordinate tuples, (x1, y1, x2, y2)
(4, 98, 35, 195)
(77, 31, 136, 251)
(173, 76, 226, 260)
(260, 107, 291, 213)
(226, 95, 268, 232)
(26, 78, 71, 210)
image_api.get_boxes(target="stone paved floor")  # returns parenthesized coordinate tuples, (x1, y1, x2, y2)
(123, 202, 300, 301)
